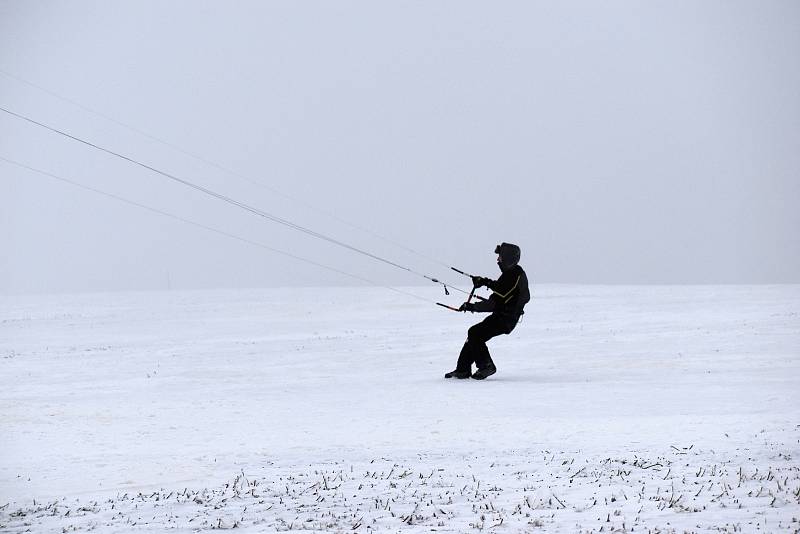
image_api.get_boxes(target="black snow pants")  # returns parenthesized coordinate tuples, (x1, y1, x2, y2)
(456, 313, 519, 372)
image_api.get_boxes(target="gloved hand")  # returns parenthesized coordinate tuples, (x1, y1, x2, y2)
(459, 302, 476, 312)
(471, 275, 489, 288)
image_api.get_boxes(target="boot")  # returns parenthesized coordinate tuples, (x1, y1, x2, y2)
(444, 369, 472, 379)
(471, 366, 496, 380)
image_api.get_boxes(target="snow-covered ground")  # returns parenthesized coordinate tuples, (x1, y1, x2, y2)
(1, 285, 799, 533)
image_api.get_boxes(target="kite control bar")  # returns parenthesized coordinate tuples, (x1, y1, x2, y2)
(436, 266, 486, 312)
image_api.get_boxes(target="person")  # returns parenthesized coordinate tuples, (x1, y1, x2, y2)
(445, 242, 530, 380)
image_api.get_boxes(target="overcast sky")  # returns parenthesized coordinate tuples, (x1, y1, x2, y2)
(1, 1, 798, 294)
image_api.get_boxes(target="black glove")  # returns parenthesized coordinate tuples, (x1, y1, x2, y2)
(471, 276, 489, 288)
(459, 302, 476, 312)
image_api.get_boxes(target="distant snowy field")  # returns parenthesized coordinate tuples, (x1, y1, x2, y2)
(1, 285, 799, 533)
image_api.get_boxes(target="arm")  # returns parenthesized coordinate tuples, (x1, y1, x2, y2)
(488, 272, 521, 304)
(474, 274, 516, 297)
(458, 297, 495, 313)
(463, 274, 503, 313)
(464, 270, 520, 312)
(463, 275, 496, 313)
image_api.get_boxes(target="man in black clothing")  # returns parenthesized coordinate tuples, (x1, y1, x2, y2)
(445, 242, 530, 380)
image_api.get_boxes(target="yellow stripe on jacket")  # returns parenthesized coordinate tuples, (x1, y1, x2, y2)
(493, 275, 520, 302)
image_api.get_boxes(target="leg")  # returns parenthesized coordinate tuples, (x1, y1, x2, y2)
(456, 315, 507, 372)
(447, 325, 489, 378)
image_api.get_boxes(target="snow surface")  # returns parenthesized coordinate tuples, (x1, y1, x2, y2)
(1, 284, 799, 533)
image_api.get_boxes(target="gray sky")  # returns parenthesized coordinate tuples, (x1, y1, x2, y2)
(1, 1, 798, 294)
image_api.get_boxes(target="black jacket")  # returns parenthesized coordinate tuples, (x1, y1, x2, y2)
(473, 265, 530, 322)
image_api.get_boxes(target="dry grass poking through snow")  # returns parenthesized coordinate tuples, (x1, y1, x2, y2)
(3, 439, 799, 533)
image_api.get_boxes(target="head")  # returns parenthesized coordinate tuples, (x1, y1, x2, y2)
(495, 242, 521, 271)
